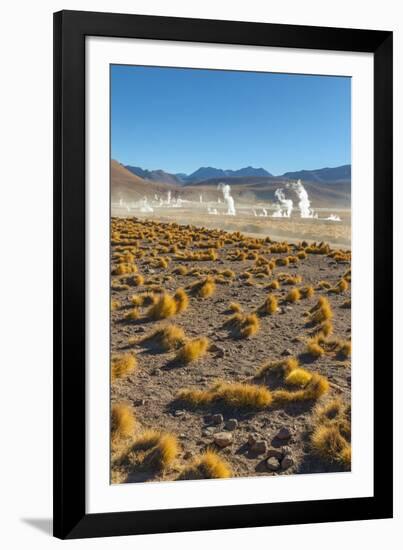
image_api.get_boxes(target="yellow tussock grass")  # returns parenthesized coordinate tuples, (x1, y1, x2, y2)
(173, 265, 188, 276)
(111, 403, 136, 440)
(125, 308, 140, 321)
(306, 337, 325, 358)
(300, 286, 315, 299)
(309, 297, 333, 324)
(176, 337, 209, 364)
(256, 357, 299, 378)
(229, 302, 243, 313)
(111, 353, 137, 381)
(135, 324, 186, 351)
(240, 313, 260, 338)
(174, 288, 189, 313)
(272, 373, 329, 403)
(285, 368, 312, 387)
(177, 381, 272, 409)
(179, 450, 232, 480)
(267, 279, 280, 290)
(131, 430, 179, 470)
(285, 288, 301, 302)
(111, 299, 121, 311)
(148, 293, 178, 320)
(311, 424, 351, 465)
(191, 276, 216, 298)
(259, 294, 278, 315)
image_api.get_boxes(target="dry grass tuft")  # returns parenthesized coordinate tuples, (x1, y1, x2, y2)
(178, 450, 232, 480)
(256, 357, 299, 378)
(135, 324, 186, 351)
(285, 288, 301, 302)
(309, 297, 333, 324)
(148, 293, 178, 320)
(229, 301, 243, 313)
(175, 337, 209, 364)
(311, 424, 351, 466)
(272, 373, 329, 403)
(111, 299, 121, 311)
(190, 276, 216, 298)
(177, 381, 272, 409)
(240, 313, 260, 337)
(285, 368, 312, 387)
(111, 353, 137, 381)
(300, 286, 315, 299)
(111, 403, 136, 440)
(130, 430, 179, 470)
(174, 288, 189, 313)
(259, 294, 278, 315)
(125, 308, 141, 321)
(267, 279, 280, 290)
(306, 337, 325, 358)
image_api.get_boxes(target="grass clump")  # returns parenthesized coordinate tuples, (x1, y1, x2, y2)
(177, 381, 272, 409)
(148, 292, 178, 320)
(134, 324, 186, 351)
(306, 337, 325, 358)
(309, 297, 333, 325)
(173, 265, 188, 276)
(111, 403, 136, 441)
(190, 276, 216, 298)
(285, 288, 301, 302)
(267, 279, 280, 290)
(310, 399, 351, 466)
(285, 368, 312, 387)
(178, 450, 232, 480)
(256, 357, 299, 378)
(111, 353, 137, 381)
(174, 288, 189, 313)
(259, 294, 278, 315)
(300, 286, 315, 299)
(240, 313, 260, 337)
(229, 301, 243, 313)
(272, 373, 329, 403)
(130, 430, 179, 471)
(176, 337, 209, 364)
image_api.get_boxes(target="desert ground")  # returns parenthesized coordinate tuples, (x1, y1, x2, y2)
(110, 216, 351, 484)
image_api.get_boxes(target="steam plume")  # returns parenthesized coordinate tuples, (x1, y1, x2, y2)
(218, 183, 236, 216)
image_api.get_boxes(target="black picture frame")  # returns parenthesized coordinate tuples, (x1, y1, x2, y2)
(53, 9, 393, 540)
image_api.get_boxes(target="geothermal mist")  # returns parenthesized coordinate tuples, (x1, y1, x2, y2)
(218, 183, 236, 216)
(272, 188, 293, 218)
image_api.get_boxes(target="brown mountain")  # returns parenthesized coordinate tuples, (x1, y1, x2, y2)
(111, 160, 176, 202)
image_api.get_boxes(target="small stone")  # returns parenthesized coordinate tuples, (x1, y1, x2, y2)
(151, 368, 161, 376)
(214, 432, 233, 448)
(135, 399, 146, 406)
(248, 433, 260, 446)
(266, 448, 283, 460)
(281, 349, 293, 356)
(251, 440, 268, 454)
(225, 419, 238, 431)
(183, 451, 193, 459)
(266, 457, 280, 471)
(202, 427, 215, 436)
(276, 427, 291, 441)
(174, 410, 185, 417)
(285, 306, 293, 311)
(136, 326, 146, 333)
(211, 413, 224, 425)
(281, 446, 292, 457)
(281, 456, 294, 470)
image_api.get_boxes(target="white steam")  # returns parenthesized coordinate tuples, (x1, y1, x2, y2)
(218, 183, 236, 216)
(272, 188, 293, 218)
(287, 179, 317, 218)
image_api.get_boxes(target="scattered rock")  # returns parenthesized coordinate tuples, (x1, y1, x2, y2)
(214, 432, 233, 448)
(281, 348, 293, 356)
(211, 345, 225, 358)
(281, 446, 292, 457)
(266, 448, 283, 460)
(151, 368, 161, 376)
(202, 427, 215, 436)
(251, 440, 268, 454)
(183, 451, 193, 459)
(135, 399, 146, 406)
(276, 427, 291, 441)
(248, 433, 260, 446)
(285, 306, 293, 312)
(136, 326, 146, 333)
(211, 413, 224, 425)
(266, 457, 280, 471)
(174, 410, 185, 417)
(225, 419, 238, 431)
(281, 456, 294, 470)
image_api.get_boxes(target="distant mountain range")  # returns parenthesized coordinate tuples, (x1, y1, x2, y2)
(125, 163, 350, 185)
(112, 161, 351, 209)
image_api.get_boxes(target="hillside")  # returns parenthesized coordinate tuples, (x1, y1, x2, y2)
(111, 161, 175, 202)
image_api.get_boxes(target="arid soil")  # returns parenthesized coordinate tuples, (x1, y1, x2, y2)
(111, 217, 351, 484)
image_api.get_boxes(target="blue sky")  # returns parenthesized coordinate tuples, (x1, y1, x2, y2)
(111, 65, 350, 176)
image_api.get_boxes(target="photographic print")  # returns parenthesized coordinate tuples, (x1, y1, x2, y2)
(110, 65, 352, 484)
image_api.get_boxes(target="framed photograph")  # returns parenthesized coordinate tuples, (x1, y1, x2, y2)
(53, 10, 393, 539)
